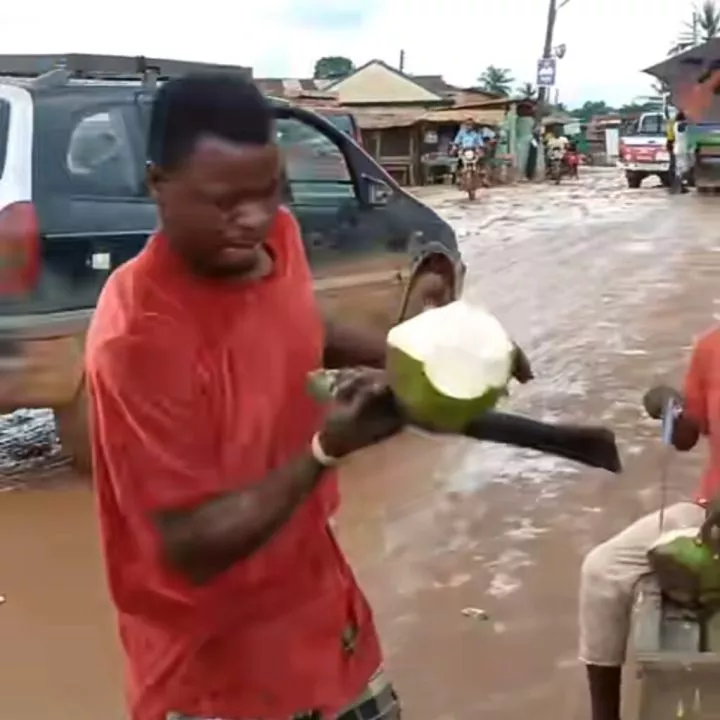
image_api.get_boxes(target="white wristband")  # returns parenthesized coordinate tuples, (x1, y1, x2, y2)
(311, 432, 340, 467)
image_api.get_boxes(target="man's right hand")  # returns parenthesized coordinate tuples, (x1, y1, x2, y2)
(319, 367, 405, 459)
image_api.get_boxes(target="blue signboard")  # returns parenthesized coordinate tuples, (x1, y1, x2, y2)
(537, 57, 557, 88)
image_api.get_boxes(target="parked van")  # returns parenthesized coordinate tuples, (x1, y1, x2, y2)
(0, 54, 465, 471)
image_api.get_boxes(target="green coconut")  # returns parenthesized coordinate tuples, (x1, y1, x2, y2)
(385, 300, 515, 432)
(647, 528, 720, 608)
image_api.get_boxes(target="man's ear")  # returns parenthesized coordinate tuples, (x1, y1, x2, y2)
(145, 162, 164, 201)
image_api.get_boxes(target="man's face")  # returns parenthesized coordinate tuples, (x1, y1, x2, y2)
(148, 136, 282, 278)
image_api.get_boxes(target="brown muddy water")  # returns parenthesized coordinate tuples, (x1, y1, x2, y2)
(2, 170, 719, 719)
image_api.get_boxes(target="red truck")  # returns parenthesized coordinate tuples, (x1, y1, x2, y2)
(618, 110, 673, 188)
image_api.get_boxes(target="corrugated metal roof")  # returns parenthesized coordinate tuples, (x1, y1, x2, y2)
(423, 107, 505, 124)
(355, 104, 513, 129)
(256, 69, 459, 99)
(255, 77, 333, 97)
(643, 38, 720, 81)
(411, 74, 458, 96)
(354, 110, 426, 129)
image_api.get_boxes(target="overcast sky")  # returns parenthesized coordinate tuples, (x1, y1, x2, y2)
(0, 0, 699, 108)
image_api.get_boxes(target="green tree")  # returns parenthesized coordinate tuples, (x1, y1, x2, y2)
(477, 66, 514, 96)
(575, 100, 614, 120)
(516, 81, 537, 99)
(313, 56, 354, 80)
(669, 0, 720, 54)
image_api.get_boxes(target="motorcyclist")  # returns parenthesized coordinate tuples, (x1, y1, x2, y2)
(546, 132, 567, 160)
(451, 118, 485, 180)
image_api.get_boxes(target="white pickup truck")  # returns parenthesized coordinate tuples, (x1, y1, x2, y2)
(618, 110, 672, 188)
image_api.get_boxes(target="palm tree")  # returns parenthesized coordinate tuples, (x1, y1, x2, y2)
(477, 66, 514, 96)
(669, 0, 720, 54)
(517, 82, 537, 99)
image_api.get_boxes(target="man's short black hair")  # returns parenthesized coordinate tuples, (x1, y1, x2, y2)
(147, 72, 274, 169)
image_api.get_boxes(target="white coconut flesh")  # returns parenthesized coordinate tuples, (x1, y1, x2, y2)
(387, 300, 515, 399)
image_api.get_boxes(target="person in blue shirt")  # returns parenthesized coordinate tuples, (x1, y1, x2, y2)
(453, 118, 485, 151)
(452, 118, 485, 184)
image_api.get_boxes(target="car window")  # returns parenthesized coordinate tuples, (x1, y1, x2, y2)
(0, 100, 8, 181)
(320, 112, 356, 138)
(637, 114, 663, 135)
(276, 117, 355, 204)
(63, 108, 141, 197)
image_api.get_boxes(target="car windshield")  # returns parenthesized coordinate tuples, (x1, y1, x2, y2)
(627, 113, 664, 136)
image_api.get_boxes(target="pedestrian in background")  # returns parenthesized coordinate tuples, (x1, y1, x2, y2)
(673, 110, 691, 194)
(665, 110, 677, 193)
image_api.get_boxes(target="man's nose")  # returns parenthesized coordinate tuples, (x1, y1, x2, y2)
(228, 202, 270, 230)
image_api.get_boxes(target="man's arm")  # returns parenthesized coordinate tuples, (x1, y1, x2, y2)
(156, 454, 325, 584)
(323, 316, 386, 368)
(674, 336, 710, 451)
(643, 336, 711, 451)
(91, 334, 328, 586)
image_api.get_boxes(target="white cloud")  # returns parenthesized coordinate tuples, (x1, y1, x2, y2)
(0, 0, 698, 107)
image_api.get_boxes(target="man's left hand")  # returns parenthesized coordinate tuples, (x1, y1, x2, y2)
(511, 343, 534, 384)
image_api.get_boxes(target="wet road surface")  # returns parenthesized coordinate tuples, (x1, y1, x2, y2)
(1, 169, 718, 719)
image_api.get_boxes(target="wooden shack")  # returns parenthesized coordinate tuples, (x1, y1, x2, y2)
(354, 110, 426, 185)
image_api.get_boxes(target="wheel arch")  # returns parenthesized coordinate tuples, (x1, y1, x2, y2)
(397, 243, 463, 321)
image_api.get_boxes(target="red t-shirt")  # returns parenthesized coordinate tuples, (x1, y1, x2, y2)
(85, 208, 380, 720)
(684, 327, 720, 505)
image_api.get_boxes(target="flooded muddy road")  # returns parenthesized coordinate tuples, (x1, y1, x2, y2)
(1, 169, 718, 719)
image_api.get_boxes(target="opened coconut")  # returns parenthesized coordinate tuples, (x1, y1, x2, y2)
(647, 527, 720, 608)
(386, 300, 515, 432)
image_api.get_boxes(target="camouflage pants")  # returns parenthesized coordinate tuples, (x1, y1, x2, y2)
(167, 668, 400, 720)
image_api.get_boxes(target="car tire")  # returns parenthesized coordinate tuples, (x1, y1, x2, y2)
(626, 171, 643, 189)
(401, 267, 455, 321)
(54, 382, 91, 476)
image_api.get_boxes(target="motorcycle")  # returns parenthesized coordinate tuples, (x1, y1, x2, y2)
(458, 147, 483, 200)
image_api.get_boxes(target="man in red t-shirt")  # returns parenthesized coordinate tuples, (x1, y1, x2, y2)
(579, 328, 720, 720)
(85, 74, 408, 720)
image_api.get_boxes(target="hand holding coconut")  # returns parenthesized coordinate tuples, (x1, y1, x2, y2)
(308, 302, 621, 472)
(386, 300, 519, 432)
(317, 368, 405, 461)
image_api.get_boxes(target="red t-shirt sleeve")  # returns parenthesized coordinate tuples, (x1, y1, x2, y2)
(683, 333, 712, 434)
(88, 325, 219, 517)
(276, 205, 313, 284)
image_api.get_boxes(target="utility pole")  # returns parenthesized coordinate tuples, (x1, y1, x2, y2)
(537, 0, 557, 111)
